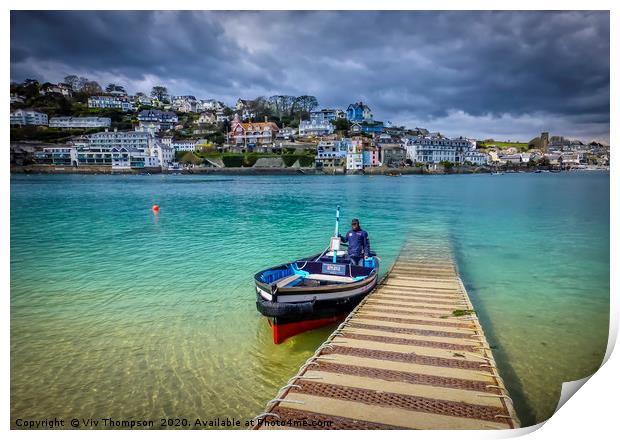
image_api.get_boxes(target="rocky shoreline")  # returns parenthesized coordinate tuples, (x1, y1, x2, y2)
(11, 165, 489, 175)
(11, 164, 599, 176)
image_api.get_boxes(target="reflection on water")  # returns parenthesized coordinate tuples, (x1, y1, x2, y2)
(11, 172, 609, 427)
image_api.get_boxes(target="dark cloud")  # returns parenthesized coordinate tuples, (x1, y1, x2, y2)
(10, 11, 609, 141)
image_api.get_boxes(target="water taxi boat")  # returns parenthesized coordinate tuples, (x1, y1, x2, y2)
(254, 207, 379, 344)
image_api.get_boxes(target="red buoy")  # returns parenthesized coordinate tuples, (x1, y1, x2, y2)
(152, 204, 160, 213)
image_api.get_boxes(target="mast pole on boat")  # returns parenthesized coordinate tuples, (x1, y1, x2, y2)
(333, 205, 340, 263)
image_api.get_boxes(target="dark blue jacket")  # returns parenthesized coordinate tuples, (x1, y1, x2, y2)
(341, 229, 370, 257)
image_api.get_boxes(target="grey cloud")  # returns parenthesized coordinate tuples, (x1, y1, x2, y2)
(10, 10, 609, 141)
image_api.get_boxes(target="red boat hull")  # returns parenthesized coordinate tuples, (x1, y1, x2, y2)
(269, 313, 348, 344)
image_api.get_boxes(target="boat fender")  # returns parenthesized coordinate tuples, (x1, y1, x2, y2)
(255, 297, 315, 318)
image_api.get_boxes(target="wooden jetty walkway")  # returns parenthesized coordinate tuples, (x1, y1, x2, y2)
(254, 240, 520, 430)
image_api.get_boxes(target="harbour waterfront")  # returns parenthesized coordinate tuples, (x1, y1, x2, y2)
(10, 172, 609, 427)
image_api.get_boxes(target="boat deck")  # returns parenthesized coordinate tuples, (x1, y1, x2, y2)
(254, 240, 520, 430)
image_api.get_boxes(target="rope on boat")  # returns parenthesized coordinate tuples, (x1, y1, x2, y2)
(313, 245, 332, 262)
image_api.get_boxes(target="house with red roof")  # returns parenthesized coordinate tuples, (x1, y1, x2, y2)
(228, 114, 279, 146)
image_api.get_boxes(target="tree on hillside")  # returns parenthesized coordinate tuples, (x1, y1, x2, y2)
(206, 132, 226, 146)
(26, 93, 72, 117)
(40, 82, 54, 91)
(62, 75, 92, 92)
(332, 118, 351, 132)
(250, 96, 274, 121)
(268, 95, 283, 118)
(64, 75, 80, 90)
(282, 96, 296, 116)
(151, 86, 168, 101)
(268, 95, 298, 119)
(106, 83, 126, 94)
(81, 81, 103, 95)
(16, 79, 41, 99)
(293, 95, 319, 113)
(77, 77, 89, 91)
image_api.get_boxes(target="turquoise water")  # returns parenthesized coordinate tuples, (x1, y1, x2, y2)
(10, 172, 609, 427)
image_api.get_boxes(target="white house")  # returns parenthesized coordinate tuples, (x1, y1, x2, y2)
(40, 83, 72, 97)
(171, 139, 197, 152)
(464, 150, 489, 165)
(171, 96, 198, 113)
(197, 112, 216, 124)
(34, 146, 78, 166)
(405, 136, 476, 164)
(110, 146, 133, 169)
(216, 111, 229, 123)
(200, 99, 225, 112)
(346, 151, 363, 170)
(10, 110, 48, 126)
(298, 119, 334, 137)
(277, 127, 298, 139)
(10, 93, 25, 104)
(137, 110, 178, 132)
(74, 144, 159, 169)
(151, 141, 175, 166)
(88, 129, 150, 150)
(135, 121, 161, 135)
(88, 96, 134, 112)
(346, 139, 364, 170)
(133, 95, 153, 106)
(77, 145, 115, 166)
(48, 117, 111, 128)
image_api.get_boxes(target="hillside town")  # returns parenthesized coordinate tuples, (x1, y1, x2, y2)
(10, 77, 610, 173)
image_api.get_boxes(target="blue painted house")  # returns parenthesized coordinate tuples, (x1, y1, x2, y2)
(346, 102, 373, 122)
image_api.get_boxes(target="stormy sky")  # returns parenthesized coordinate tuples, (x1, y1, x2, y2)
(11, 11, 610, 142)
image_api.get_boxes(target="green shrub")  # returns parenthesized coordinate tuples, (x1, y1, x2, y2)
(299, 156, 315, 167)
(242, 153, 280, 167)
(281, 155, 299, 167)
(222, 154, 244, 167)
(282, 154, 315, 167)
(177, 152, 202, 165)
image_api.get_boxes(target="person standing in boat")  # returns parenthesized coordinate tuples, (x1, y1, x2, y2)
(339, 218, 371, 266)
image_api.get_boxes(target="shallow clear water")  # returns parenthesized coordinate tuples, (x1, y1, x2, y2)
(11, 172, 609, 427)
